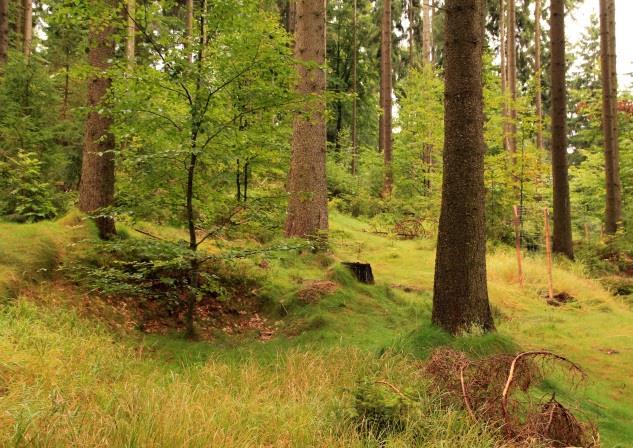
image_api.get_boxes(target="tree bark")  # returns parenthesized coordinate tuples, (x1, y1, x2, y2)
(422, 0, 431, 65)
(0, 0, 8, 65)
(408, 0, 414, 66)
(79, 3, 117, 240)
(608, 0, 621, 230)
(126, 0, 135, 67)
(432, 0, 494, 335)
(380, 0, 393, 198)
(600, 0, 621, 234)
(186, 0, 193, 63)
(421, 0, 432, 189)
(506, 0, 517, 154)
(549, 0, 573, 259)
(22, 0, 31, 58)
(534, 0, 544, 151)
(500, 0, 508, 149)
(284, 0, 328, 238)
(351, 0, 358, 175)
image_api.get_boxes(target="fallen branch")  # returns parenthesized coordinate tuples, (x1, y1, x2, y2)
(501, 351, 585, 424)
(459, 363, 477, 422)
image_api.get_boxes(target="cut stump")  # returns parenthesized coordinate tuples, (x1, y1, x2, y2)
(342, 262, 374, 284)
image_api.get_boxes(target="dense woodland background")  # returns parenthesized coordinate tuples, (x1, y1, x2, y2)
(1, 0, 633, 446)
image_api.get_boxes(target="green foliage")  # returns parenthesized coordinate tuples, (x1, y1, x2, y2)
(0, 151, 59, 221)
(348, 379, 410, 437)
(66, 237, 222, 314)
(111, 0, 294, 234)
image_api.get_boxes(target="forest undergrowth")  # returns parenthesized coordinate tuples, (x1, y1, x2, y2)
(1, 212, 633, 447)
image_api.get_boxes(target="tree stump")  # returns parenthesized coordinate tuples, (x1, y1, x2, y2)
(342, 262, 374, 284)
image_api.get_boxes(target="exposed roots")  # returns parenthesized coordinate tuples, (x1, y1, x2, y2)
(425, 348, 598, 447)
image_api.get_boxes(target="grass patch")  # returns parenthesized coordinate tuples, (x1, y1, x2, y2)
(1, 211, 633, 446)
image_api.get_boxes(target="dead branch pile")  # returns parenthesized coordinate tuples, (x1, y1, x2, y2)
(425, 348, 599, 447)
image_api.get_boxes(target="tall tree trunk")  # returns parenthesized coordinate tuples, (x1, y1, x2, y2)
(432, 0, 494, 335)
(351, 0, 358, 175)
(380, 0, 393, 198)
(80, 3, 117, 240)
(186, 0, 193, 63)
(0, 0, 8, 65)
(600, 0, 621, 234)
(288, 1, 296, 33)
(500, 0, 508, 149)
(550, 0, 573, 259)
(534, 0, 544, 151)
(421, 0, 433, 189)
(408, 0, 414, 66)
(421, 0, 431, 65)
(506, 0, 517, 154)
(126, 0, 135, 67)
(22, 0, 31, 58)
(284, 0, 328, 238)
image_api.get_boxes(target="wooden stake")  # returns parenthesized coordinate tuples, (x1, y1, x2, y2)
(513, 205, 524, 287)
(543, 208, 554, 302)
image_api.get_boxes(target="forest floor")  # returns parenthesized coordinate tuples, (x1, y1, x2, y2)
(1, 212, 633, 447)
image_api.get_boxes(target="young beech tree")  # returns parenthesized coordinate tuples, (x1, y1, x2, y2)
(550, 0, 574, 259)
(284, 0, 328, 237)
(113, 0, 293, 336)
(79, 1, 117, 239)
(432, 0, 495, 334)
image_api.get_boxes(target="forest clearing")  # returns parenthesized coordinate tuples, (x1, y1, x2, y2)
(2, 0, 633, 446)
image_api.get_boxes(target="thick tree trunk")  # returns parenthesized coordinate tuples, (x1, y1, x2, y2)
(80, 6, 117, 240)
(550, 0, 573, 259)
(534, 0, 544, 151)
(600, 0, 621, 234)
(284, 0, 328, 238)
(22, 0, 31, 58)
(0, 0, 8, 65)
(421, 0, 431, 65)
(432, 0, 494, 335)
(380, 0, 393, 198)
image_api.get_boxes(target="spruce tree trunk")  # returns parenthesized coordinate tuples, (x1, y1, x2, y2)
(600, 0, 621, 234)
(408, 0, 414, 65)
(421, 0, 431, 65)
(126, 0, 135, 67)
(500, 0, 508, 150)
(608, 0, 621, 230)
(351, 0, 358, 175)
(550, 0, 574, 259)
(534, 0, 544, 151)
(380, 0, 393, 198)
(79, 3, 116, 240)
(506, 0, 517, 154)
(186, 0, 193, 63)
(22, 0, 31, 58)
(284, 0, 328, 238)
(0, 0, 8, 65)
(432, 0, 494, 335)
